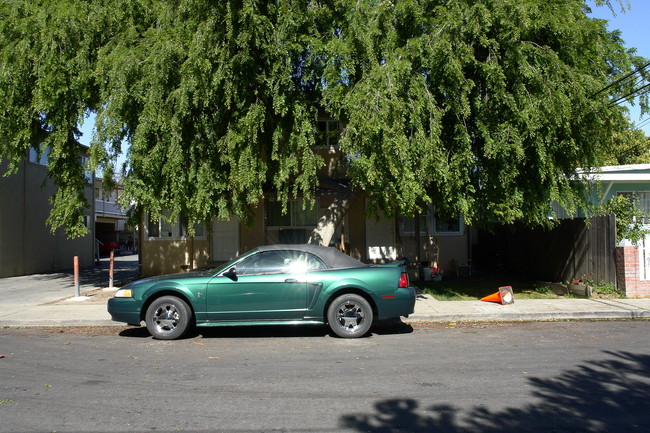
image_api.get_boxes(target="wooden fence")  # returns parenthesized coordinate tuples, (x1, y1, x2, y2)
(475, 215, 617, 285)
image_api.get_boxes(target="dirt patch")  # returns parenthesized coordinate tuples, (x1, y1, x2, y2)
(48, 288, 118, 305)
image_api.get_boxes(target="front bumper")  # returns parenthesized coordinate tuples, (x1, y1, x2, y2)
(107, 297, 143, 325)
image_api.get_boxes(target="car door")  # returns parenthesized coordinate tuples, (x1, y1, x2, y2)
(205, 250, 314, 321)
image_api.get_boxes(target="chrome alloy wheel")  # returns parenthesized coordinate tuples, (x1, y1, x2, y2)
(145, 296, 192, 340)
(327, 294, 373, 338)
(334, 301, 366, 332)
(152, 302, 181, 335)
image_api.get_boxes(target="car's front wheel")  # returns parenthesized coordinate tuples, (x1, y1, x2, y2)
(327, 294, 373, 338)
(145, 296, 193, 340)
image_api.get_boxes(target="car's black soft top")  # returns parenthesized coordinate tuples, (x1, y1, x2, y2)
(256, 244, 369, 269)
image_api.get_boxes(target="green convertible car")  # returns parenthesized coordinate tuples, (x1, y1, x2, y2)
(108, 244, 416, 339)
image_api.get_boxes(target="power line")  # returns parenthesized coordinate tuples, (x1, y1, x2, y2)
(610, 82, 650, 106)
(636, 116, 650, 130)
(593, 62, 650, 97)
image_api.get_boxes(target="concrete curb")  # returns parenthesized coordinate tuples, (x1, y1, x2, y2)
(1, 296, 650, 328)
(405, 310, 650, 323)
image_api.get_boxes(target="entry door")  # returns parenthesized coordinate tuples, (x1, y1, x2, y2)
(365, 200, 397, 261)
(212, 217, 239, 262)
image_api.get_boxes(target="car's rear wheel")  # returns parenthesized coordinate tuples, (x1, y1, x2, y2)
(145, 296, 192, 340)
(327, 294, 373, 338)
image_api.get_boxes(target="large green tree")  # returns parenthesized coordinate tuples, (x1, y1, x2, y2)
(1, 0, 648, 240)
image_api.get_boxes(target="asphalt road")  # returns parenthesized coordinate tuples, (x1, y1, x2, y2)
(1, 321, 650, 433)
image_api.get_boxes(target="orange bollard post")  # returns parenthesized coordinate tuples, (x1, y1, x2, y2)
(74, 256, 80, 297)
(109, 250, 114, 288)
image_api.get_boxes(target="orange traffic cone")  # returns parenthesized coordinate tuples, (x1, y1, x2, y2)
(481, 286, 515, 305)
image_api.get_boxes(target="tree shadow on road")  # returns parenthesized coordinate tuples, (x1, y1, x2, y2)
(340, 350, 650, 432)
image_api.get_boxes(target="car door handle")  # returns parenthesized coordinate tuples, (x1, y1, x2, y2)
(285, 278, 299, 283)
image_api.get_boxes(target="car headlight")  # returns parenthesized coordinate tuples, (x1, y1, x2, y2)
(114, 288, 133, 298)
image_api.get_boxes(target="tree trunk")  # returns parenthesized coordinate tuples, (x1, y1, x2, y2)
(308, 189, 352, 247)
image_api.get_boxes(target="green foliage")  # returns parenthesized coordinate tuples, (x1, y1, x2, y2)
(601, 129, 650, 165)
(0, 0, 105, 237)
(417, 279, 557, 301)
(322, 0, 648, 224)
(1, 0, 648, 236)
(592, 281, 624, 297)
(604, 193, 650, 244)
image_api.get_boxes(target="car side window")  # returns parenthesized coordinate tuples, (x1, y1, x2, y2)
(298, 252, 327, 271)
(235, 250, 327, 275)
(235, 251, 286, 275)
(280, 251, 327, 273)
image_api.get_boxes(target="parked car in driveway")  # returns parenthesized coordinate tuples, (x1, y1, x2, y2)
(108, 244, 415, 339)
(98, 241, 120, 255)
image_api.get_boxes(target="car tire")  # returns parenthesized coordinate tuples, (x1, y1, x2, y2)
(327, 294, 373, 338)
(145, 296, 193, 340)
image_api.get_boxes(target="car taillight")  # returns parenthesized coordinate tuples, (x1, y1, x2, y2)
(399, 272, 409, 288)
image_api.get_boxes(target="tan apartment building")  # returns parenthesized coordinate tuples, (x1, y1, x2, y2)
(138, 114, 471, 277)
(0, 148, 95, 278)
(139, 192, 470, 277)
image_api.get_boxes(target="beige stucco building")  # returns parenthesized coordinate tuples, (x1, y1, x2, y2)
(138, 115, 471, 277)
(139, 193, 471, 277)
(0, 151, 95, 278)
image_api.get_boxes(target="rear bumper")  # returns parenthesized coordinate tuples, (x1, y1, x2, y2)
(376, 287, 416, 319)
(107, 298, 142, 325)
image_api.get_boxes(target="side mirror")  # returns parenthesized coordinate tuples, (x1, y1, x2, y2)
(223, 267, 238, 281)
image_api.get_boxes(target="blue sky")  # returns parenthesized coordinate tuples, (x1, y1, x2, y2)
(588, 0, 650, 133)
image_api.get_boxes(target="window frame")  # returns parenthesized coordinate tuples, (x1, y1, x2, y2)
(316, 118, 341, 149)
(266, 199, 320, 229)
(145, 212, 207, 241)
(617, 191, 650, 224)
(28, 146, 51, 166)
(400, 205, 464, 237)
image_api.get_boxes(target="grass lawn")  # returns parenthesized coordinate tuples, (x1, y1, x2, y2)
(413, 278, 560, 301)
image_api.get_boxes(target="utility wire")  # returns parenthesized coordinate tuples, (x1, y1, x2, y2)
(593, 62, 650, 97)
(636, 116, 650, 130)
(610, 82, 650, 106)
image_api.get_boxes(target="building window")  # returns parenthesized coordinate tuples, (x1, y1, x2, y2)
(267, 199, 319, 244)
(617, 192, 650, 224)
(180, 215, 205, 238)
(317, 119, 340, 148)
(28, 146, 50, 166)
(79, 155, 93, 182)
(146, 212, 206, 240)
(435, 212, 462, 234)
(147, 215, 161, 238)
(267, 199, 319, 228)
(401, 213, 428, 236)
(29, 146, 93, 182)
(400, 205, 464, 237)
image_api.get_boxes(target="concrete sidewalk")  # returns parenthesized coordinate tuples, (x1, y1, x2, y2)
(1, 257, 650, 327)
(0, 254, 139, 327)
